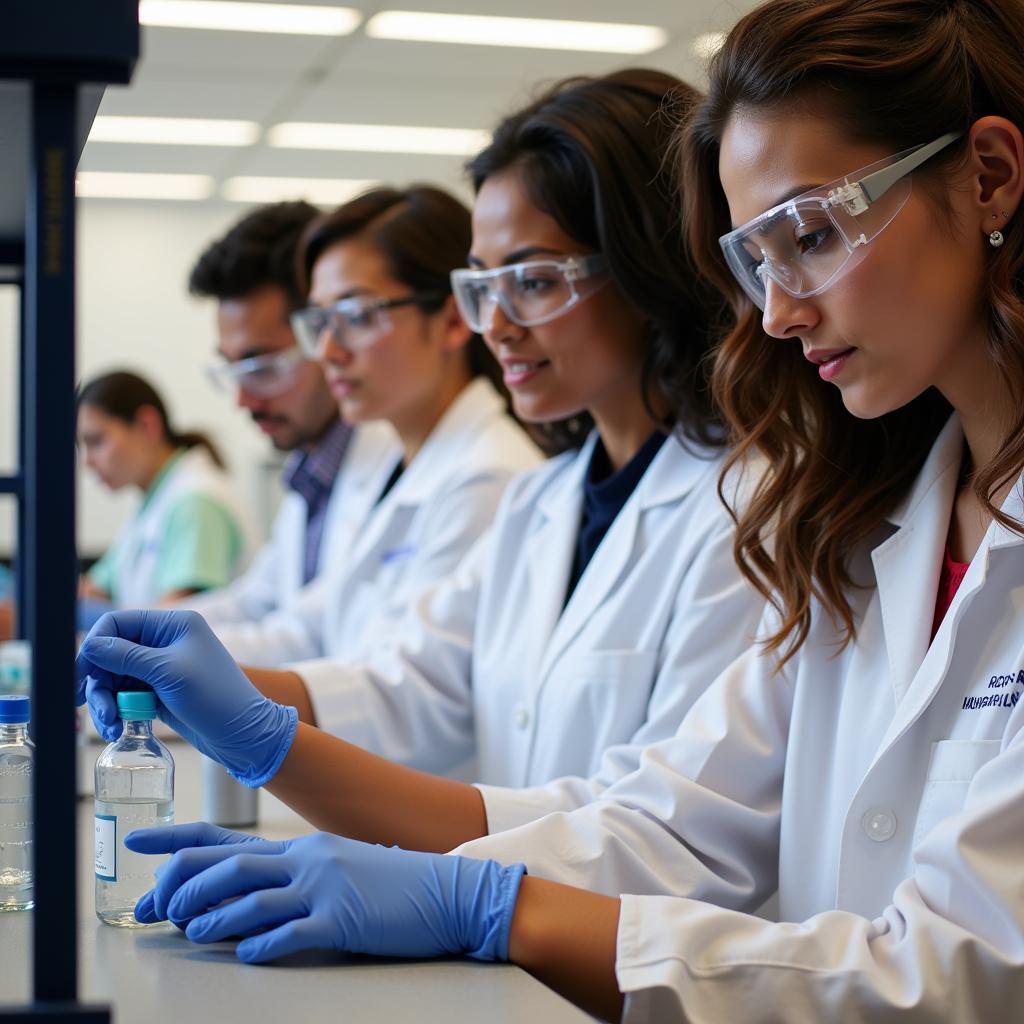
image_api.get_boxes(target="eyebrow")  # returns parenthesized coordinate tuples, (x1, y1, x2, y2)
(730, 183, 824, 230)
(467, 245, 566, 268)
(315, 286, 372, 306)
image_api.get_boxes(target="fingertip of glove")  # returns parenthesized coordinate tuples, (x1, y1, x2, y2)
(235, 939, 265, 964)
(134, 892, 158, 924)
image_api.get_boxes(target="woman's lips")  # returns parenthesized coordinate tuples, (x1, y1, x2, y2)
(328, 377, 358, 398)
(805, 347, 856, 383)
(502, 359, 549, 388)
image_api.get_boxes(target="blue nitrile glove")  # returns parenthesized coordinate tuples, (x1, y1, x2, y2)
(77, 596, 115, 633)
(124, 822, 526, 964)
(76, 610, 297, 788)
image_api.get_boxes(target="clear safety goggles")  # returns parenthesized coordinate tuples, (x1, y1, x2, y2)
(290, 293, 443, 358)
(719, 132, 961, 310)
(450, 254, 608, 333)
(206, 345, 306, 398)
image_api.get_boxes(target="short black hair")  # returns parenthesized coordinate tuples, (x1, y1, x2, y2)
(188, 201, 320, 311)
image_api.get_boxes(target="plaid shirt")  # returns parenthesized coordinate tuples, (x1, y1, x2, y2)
(281, 417, 354, 584)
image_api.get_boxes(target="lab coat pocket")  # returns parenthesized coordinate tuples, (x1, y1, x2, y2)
(911, 739, 1001, 848)
(563, 649, 660, 739)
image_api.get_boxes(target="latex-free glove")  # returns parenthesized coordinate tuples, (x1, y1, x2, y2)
(76, 610, 297, 787)
(125, 822, 526, 964)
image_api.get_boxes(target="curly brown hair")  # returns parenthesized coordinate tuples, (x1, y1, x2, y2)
(682, 0, 1024, 661)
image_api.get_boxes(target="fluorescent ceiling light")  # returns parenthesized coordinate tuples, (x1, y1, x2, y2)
(268, 122, 489, 156)
(691, 32, 726, 61)
(365, 11, 668, 54)
(140, 1, 361, 35)
(89, 116, 260, 147)
(76, 172, 215, 200)
(222, 176, 377, 205)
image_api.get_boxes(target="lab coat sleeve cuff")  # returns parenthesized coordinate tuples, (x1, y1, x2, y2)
(615, 894, 692, 1024)
(290, 657, 371, 739)
(476, 783, 582, 834)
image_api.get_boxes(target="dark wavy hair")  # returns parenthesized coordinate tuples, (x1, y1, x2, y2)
(468, 68, 727, 452)
(78, 370, 224, 468)
(683, 0, 1024, 662)
(189, 200, 320, 311)
(297, 185, 511, 419)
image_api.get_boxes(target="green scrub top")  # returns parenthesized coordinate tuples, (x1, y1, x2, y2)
(87, 450, 245, 602)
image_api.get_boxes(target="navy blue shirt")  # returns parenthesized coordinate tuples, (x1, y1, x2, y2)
(564, 430, 669, 606)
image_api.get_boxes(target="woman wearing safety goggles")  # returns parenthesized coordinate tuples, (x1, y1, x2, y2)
(78, 67, 765, 926)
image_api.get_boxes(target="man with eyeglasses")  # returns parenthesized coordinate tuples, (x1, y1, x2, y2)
(180, 202, 368, 654)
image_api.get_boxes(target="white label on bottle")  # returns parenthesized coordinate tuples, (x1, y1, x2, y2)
(95, 814, 116, 881)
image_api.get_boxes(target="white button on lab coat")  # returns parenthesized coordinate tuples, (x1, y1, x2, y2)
(212, 377, 542, 667)
(297, 430, 767, 790)
(456, 415, 1024, 1021)
(184, 422, 399, 663)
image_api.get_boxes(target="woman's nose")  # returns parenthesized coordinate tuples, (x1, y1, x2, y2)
(760, 277, 820, 340)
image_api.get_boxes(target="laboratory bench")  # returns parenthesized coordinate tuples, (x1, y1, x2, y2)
(0, 739, 593, 1023)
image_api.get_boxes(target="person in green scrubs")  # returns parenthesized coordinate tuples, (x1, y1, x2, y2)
(77, 370, 252, 611)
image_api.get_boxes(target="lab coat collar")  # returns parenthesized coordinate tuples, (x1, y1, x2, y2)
(534, 427, 721, 523)
(534, 431, 723, 690)
(342, 422, 401, 490)
(989, 474, 1024, 550)
(870, 415, 962, 705)
(868, 468, 1024, 772)
(882, 414, 963, 530)
(382, 377, 507, 506)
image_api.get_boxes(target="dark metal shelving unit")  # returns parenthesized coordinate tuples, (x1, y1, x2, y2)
(1, 3, 138, 1019)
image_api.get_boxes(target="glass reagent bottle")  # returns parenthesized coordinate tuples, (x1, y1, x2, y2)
(0, 694, 33, 912)
(95, 691, 174, 927)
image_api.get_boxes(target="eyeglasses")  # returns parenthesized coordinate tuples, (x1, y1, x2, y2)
(718, 132, 962, 310)
(450, 255, 608, 333)
(206, 346, 306, 398)
(290, 293, 443, 358)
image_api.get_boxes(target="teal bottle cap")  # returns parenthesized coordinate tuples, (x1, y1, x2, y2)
(117, 690, 157, 720)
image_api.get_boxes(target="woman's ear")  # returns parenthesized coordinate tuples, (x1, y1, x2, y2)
(132, 404, 165, 444)
(440, 293, 473, 354)
(966, 115, 1024, 242)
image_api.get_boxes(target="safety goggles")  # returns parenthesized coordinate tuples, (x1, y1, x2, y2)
(719, 132, 961, 310)
(450, 254, 608, 333)
(206, 346, 306, 398)
(290, 293, 442, 358)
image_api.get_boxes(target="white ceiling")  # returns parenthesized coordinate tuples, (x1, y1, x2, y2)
(79, 0, 761, 204)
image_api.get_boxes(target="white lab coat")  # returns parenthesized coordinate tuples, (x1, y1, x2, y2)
(455, 415, 1024, 1022)
(296, 429, 766, 788)
(213, 377, 542, 667)
(107, 446, 256, 607)
(185, 423, 398, 643)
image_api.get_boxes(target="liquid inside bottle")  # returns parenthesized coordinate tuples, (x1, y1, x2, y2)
(95, 690, 174, 927)
(0, 695, 33, 912)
